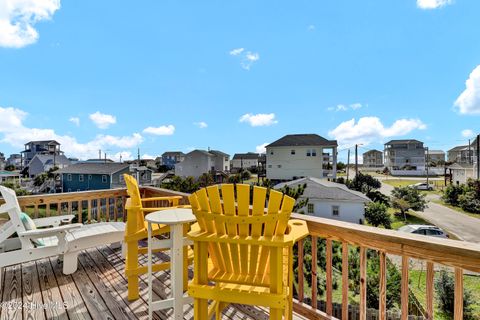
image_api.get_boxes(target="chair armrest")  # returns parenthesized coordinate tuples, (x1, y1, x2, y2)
(18, 224, 82, 239)
(33, 215, 75, 227)
(140, 205, 191, 213)
(287, 219, 310, 243)
(141, 196, 183, 202)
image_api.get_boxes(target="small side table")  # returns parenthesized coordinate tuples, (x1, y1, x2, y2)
(145, 208, 196, 320)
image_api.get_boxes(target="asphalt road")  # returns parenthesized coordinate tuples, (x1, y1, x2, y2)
(378, 178, 480, 243)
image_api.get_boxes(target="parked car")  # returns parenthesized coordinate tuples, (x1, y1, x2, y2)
(408, 182, 433, 191)
(398, 225, 448, 238)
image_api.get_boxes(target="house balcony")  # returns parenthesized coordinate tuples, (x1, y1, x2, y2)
(1, 187, 479, 319)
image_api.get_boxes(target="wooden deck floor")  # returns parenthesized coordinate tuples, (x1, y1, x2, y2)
(0, 244, 305, 320)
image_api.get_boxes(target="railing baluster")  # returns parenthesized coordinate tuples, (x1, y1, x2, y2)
(298, 239, 304, 303)
(326, 239, 333, 316)
(57, 202, 61, 215)
(97, 198, 101, 221)
(46, 203, 50, 217)
(68, 201, 72, 215)
(34, 204, 38, 218)
(342, 242, 349, 320)
(87, 199, 92, 223)
(454, 268, 463, 320)
(106, 197, 110, 222)
(359, 247, 366, 320)
(379, 251, 387, 320)
(401, 256, 409, 320)
(426, 262, 434, 320)
(78, 200, 82, 223)
(114, 197, 118, 221)
(311, 236, 318, 310)
(122, 196, 126, 222)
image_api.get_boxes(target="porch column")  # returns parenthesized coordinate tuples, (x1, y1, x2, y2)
(332, 146, 337, 180)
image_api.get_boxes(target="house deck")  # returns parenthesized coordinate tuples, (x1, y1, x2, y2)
(0, 244, 306, 320)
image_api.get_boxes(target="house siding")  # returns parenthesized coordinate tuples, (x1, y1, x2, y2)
(62, 167, 129, 191)
(266, 146, 327, 180)
(305, 199, 365, 224)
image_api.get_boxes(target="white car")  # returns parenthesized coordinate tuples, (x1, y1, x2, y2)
(409, 182, 434, 191)
(398, 225, 448, 238)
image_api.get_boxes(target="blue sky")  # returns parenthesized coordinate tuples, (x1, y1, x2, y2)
(1, 0, 479, 162)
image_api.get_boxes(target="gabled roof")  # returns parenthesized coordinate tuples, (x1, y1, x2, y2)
(209, 150, 230, 157)
(427, 150, 445, 155)
(363, 149, 382, 155)
(447, 163, 474, 170)
(55, 163, 129, 175)
(448, 145, 469, 152)
(162, 151, 185, 157)
(233, 153, 260, 160)
(30, 154, 70, 166)
(25, 140, 60, 145)
(384, 139, 422, 145)
(274, 177, 371, 203)
(86, 158, 115, 163)
(266, 134, 337, 148)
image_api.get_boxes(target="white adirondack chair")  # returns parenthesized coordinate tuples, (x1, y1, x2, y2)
(0, 186, 125, 280)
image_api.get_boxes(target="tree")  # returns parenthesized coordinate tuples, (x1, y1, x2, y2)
(391, 186, 427, 221)
(4, 164, 15, 171)
(435, 269, 474, 319)
(160, 176, 199, 193)
(1, 181, 29, 196)
(365, 202, 392, 228)
(198, 173, 215, 188)
(277, 183, 309, 213)
(458, 191, 480, 214)
(337, 161, 346, 171)
(442, 184, 465, 206)
(349, 172, 381, 193)
(366, 190, 390, 206)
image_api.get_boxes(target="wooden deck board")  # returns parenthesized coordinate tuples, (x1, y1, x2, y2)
(0, 244, 306, 320)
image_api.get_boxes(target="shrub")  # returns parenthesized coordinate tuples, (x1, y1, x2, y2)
(366, 190, 390, 206)
(442, 184, 465, 206)
(365, 202, 391, 229)
(435, 269, 474, 319)
(458, 191, 480, 214)
(350, 172, 381, 193)
(391, 186, 427, 220)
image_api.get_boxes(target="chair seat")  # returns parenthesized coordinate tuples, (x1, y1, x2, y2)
(39, 222, 125, 247)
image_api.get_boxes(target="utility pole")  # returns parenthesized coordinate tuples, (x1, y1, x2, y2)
(477, 135, 480, 180)
(426, 147, 429, 186)
(346, 149, 351, 181)
(469, 139, 472, 164)
(355, 144, 358, 177)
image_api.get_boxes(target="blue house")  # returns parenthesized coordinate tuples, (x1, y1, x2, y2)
(161, 151, 185, 169)
(56, 163, 130, 192)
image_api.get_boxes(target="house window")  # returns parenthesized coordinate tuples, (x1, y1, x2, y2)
(88, 175, 92, 180)
(67, 188, 71, 192)
(67, 174, 72, 181)
(268, 165, 272, 168)
(102, 175, 108, 183)
(306, 149, 311, 157)
(332, 206, 339, 216)
(270, 151, 274, 155)
(277, 165, 282, 168)
(312, 149, 317, 156)
(79, 174, 84, 182)
(119, 175, 125, 183)
(291, 150, 296, 155)
(307, 203, 314, 214)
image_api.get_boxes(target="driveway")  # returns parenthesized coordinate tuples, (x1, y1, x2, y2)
(378, 178, 480, 243)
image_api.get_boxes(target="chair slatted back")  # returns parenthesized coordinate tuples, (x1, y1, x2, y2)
(124, 174, 145, 234)
(188, 183, 295, 282)
(0, 186, 26, 234)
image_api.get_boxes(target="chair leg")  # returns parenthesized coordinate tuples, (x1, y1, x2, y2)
(62, 251, 79, 274)
(194, 298, 208, 320)
(121, 242, 126, 259)
(126, 240, 140, 300)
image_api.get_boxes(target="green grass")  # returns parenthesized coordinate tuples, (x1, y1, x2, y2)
(409, 269, 480, 319)
(364, 207, 431, 230)
(383, 179, 444, 196)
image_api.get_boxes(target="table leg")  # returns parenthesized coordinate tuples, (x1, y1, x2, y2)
(171, 223, 184, 320)
(147, 223, 153, 320)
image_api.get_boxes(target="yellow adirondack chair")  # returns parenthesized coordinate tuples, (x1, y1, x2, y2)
(187, 184, 309, 320)
(123, 174, 190, 300)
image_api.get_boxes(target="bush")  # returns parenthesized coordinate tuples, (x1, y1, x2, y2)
(458, 191, 480, 214)
(365, 202, 391, 228)
(366, 190, 390, 206)
(336, 177, 345, 184)
(435, 269, 474, 319)
(391, 186, 427, 220)
(350, 172, 381, 193)
(442, 184, 465, 206)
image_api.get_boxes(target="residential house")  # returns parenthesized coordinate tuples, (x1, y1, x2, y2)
(362, 150, 383, 168)
(130, 166, 153, 185)
(274, 177, 370, 224)
(162, 152, 185, 169)
(0, 152, 5, 170)
(56, 163, 130, 192)
(384, 139, 425, 175)
(265, 134, 338, 181)
(447, 145, 473, 164)
(174, 149, 230, 179)
(6, 154, 22, 169)
(426, 150, 445, 165)
(472, 136, 480, 180)
(85, 158, 115, 163)
(21, 140, 64, 167)
(447, 163, 475, 185)
(0, 170, 20, 183)
(27, 154, 71, 178)
(231, 153, 262, 172)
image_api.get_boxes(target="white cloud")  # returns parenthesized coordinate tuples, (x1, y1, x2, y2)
(328, 103, 363, 112)
(110, 151, 133, 162)
(307, 24, 316, 31)
(229, 48, 260, 70)
(194, 121, 208, 129)
(255, 143, 269, 154)
(417, 0, 453, 9)
(462, 129, 475, 138)
(454, 65, 480, 115)
(229, 48, 244, 56)
(69, 117, 80, 126)
(89, 111, 116, 129)
(239, 113, 278, 127)
(0, 106, 143, 160)
(0, 0, 60, 48)
(328, 116, 426, 147)
(143, 125, 175, 136)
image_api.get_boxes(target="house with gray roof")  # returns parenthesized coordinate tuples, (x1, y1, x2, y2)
(56, 163, 130, 192)
(266, 134, 338, 181)
(275, 177, 370, 224)
(447, 145, 472, 164)
(231, 153, 262, 171)
(161, 151, 185, 169)
(174, 149, 230, 180)
(27, 154, 71, 178)
(384, 139, 426, 175)
(21, 140, 64, 168)
(363, 149, 383, 168)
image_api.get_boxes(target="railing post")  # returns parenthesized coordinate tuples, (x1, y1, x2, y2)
(401, 256, 409, 320)
(311, 236, 318, 310)
(326, 239, 333, 316)
(426, 262, 434, 320)
(359, 247, 367, 320)
(454, 268, 464, 320)
(379, 251, 386, 320)
(342, 242, 349, 320)
(298, 239, 304, 303)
